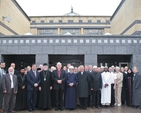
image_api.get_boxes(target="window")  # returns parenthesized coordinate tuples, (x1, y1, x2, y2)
(38, 29, 57, 35)
(79, 20, 83, 23)
(68, 20, 73, 23)
(40, 20, 44, 24)
(61, 28, 80, 35)
(49, 20, 53, 23)
(58, 20, 62, 23)
(31, 20, 36, 24)
(84, 28, 103, 35)
(97, 20, 101, 24)
(88, 20, 92, 23)
(106, 20, 110, 24)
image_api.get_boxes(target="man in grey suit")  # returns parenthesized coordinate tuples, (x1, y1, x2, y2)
(2, 67, 18, 113)
(0, 62, 6, 112)
(132, 66, 141, 109)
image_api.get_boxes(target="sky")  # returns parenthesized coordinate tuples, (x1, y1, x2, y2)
(16, 0, 122, 16)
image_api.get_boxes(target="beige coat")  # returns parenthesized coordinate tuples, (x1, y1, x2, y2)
(115, 72, 123, 87)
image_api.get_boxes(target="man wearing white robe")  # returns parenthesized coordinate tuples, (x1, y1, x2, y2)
(101, 67, 111, 107)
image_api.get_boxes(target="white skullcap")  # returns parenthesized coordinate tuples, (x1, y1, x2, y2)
(69, 66, 74, 69)
(115, 66, 120, 69)
(104, 66, 108, 68)
(93, 66, 97, 68)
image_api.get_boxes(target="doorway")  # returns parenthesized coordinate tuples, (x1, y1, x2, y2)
(2, 54, 35, 71)
(48, 54, 84, 67)
(97, 54, 132, 67)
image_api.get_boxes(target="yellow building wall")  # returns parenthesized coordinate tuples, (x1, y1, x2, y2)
(111, 0, 141, 35)
(0, 0, 30, 35)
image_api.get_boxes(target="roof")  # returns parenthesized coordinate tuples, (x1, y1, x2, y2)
(110, 0, 126, 20)
(12, 0, 31, 21)
(64, 7, 79, 16)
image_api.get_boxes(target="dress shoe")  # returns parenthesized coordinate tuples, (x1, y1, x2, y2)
(55, 108, 59, 111)
(32, 108, 36, 111)
(110, 104, 114, 107)
(137, 106, 141, 109)
(60, 108, 64, 111)
(92, 106, 95, 109)
(83, 107, 87, 110)
(28, 109, 32, 112)
(8, 110, 16, 113)
(117, 104, 121, 107)
(2, 112, 7, 113)
(96, 106, 101, 109)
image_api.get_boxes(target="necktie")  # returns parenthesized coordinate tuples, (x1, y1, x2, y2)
(58, 71, 60, 78)
(34, 71, 36, 77)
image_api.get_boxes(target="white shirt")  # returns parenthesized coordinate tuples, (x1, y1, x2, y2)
(10, 74, 14, 88)
(110, 72, 117, 84)
(81, 72, 83, 75)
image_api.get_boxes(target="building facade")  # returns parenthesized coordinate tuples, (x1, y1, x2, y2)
(0, 35, 141, 70)
(111, 0, 141, 35)
(0, 0, 30, 35)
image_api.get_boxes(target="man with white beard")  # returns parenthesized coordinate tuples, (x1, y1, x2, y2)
(101, 66, 111, 107)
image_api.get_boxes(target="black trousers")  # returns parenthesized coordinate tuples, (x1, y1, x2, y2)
(111, 84, 115, 105)
(27, 90, 37, 110)
(92, 90, 100, 106)
(79, 97, 87, 108)
(55, 88, 64, 109)
(0, 86, 3, 109)
(87, 95, 91, 106)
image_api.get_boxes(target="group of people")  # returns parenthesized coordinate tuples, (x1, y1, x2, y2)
(0, 62, 141, 113)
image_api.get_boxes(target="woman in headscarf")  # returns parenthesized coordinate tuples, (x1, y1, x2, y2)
(125, 68, 134, 107)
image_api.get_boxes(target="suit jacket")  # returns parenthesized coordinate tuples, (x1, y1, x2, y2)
(26, 70, 40, 91)
(132, 72, 141, 105)
(116, 72, 123, 87)
(52, 69, 66, 90)
(77, 71, 91, 97)
(91, 72, 102, 91)
(14, 69, 19, 76)
(2, 73, 18, 93)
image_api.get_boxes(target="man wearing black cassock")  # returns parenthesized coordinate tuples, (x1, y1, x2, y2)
(91, 66, 102, 109)
(132, 66, 141, 109)
(52, 62, 66, 111)
(77, 65, 91, 110)
(38, 63, 52, 110)
(15, 68, 27, 111)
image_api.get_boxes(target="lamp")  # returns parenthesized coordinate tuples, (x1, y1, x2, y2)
(2, 15, 11, 23)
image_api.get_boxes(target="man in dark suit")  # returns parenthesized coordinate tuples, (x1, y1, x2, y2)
(52, 62, 66, 111)
(26, 64, 40, 112)
(77, 65, 91, 110)
(10, 63, 19, 76)
(91, 66, 102, 109)
(0, 62, 6, 112)
(2, 67, 18, 113)
(87, 65, 93, 107)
